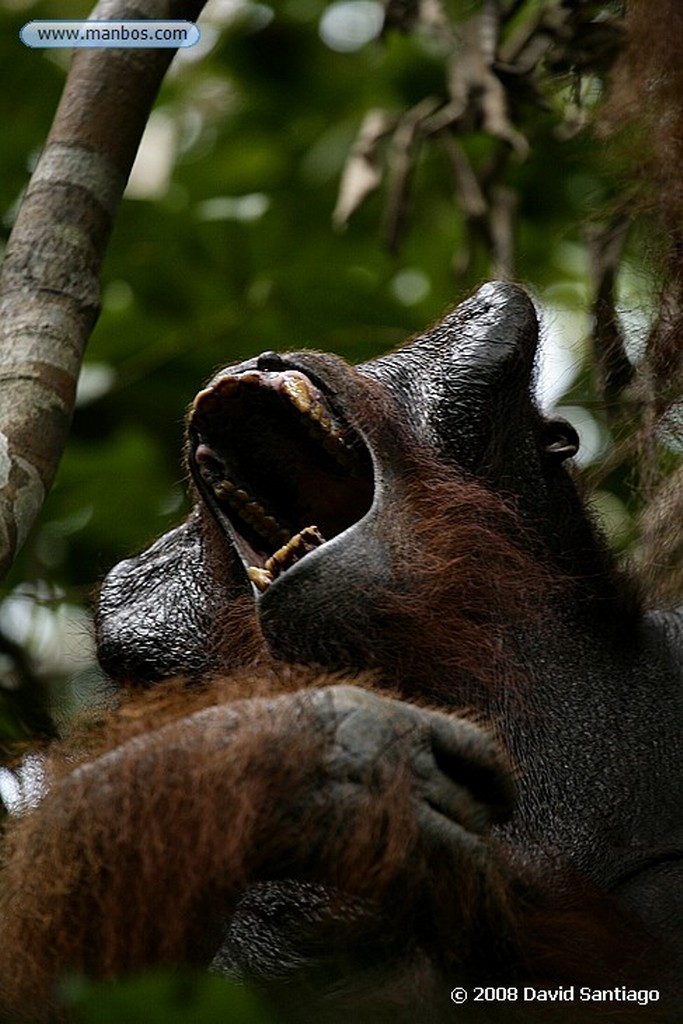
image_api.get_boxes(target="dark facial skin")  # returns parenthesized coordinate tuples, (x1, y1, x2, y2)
(97, 282, 583, 679)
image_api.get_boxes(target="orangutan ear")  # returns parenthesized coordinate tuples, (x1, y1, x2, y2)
(541, 418, 580, 463)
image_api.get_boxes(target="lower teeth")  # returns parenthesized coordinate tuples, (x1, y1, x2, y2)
(248, 525, 325, 592)
(248, 567, 273, 593)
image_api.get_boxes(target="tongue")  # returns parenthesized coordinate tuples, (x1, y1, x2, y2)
(247, 525, 326, 593)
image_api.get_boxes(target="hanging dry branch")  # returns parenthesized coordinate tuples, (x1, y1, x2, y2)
(343, 0, 625, 272)
(585, 217, 635, 407)
(0, 0, 207, 582)
(333, 110, 399, 230)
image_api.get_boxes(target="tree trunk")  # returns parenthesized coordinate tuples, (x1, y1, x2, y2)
(0, 0, 206, 581)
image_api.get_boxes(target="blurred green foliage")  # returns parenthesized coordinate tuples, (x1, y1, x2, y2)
(62, 970, 274, 1022)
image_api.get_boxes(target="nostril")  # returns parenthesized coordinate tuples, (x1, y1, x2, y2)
(256, 351, 286, 371)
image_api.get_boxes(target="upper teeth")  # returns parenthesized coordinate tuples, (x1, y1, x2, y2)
(281, 376, 313, 413)
(200, 466, 289, 547)
(281, 376, 362, 474)
(193, 369, 364, 477)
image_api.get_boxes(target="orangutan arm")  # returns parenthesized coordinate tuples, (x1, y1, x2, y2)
(0, 684, 518, 1021)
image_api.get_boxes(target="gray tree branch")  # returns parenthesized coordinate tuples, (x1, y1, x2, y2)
(0, 0, 207, 581)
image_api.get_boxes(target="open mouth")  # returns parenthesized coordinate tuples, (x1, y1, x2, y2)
(189, 364, 374, 594)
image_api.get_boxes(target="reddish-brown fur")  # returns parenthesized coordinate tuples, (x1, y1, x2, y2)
(0, 465, 666, 1023)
